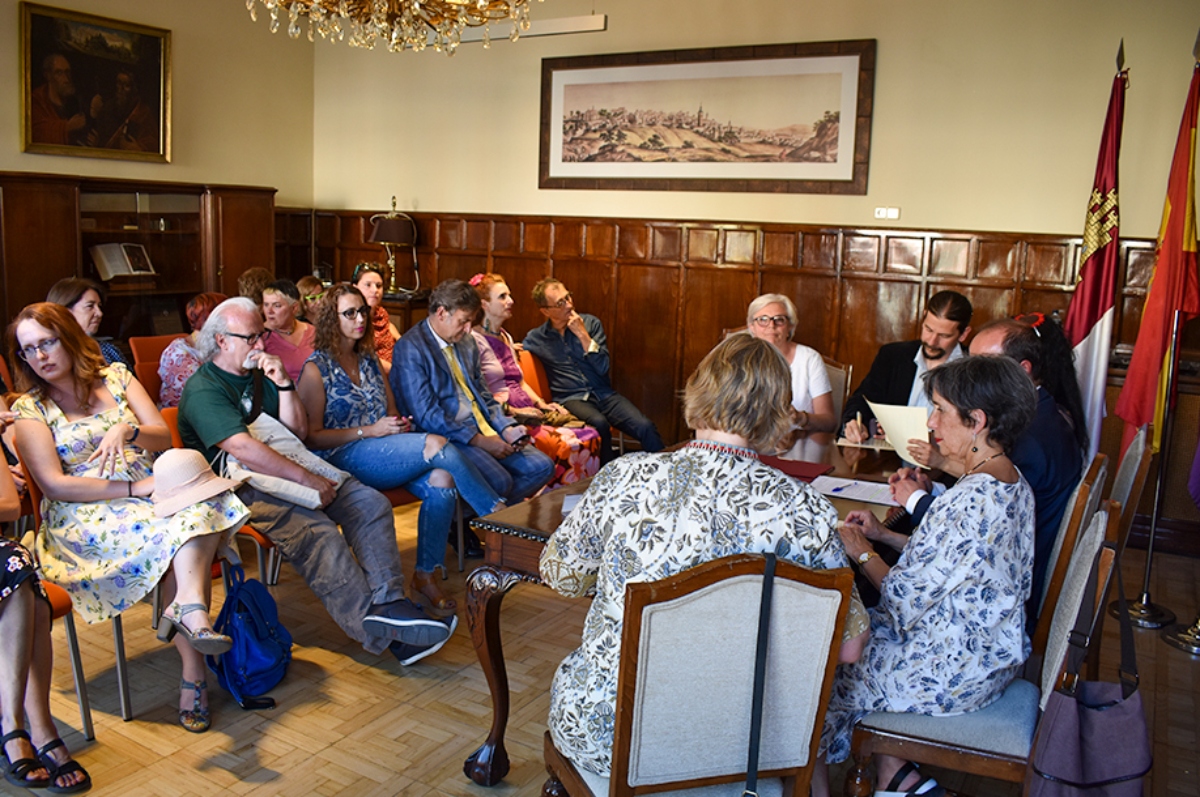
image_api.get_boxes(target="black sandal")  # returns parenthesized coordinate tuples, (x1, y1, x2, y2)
(877, 761, 945, 797)
(36, 739, 91, 794)
(1, 728, 50, 789)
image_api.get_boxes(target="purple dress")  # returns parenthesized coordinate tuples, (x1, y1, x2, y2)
(473, 328, 601, 489)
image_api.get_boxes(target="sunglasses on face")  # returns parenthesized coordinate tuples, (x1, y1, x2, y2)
(751, 314, 790, 328)
(340, 305, 370, 320)
(16, 337, 60, 360)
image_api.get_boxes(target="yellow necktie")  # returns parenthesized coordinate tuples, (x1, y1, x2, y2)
(443, 345, 497, 437)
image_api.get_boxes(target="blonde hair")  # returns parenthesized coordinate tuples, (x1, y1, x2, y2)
(683, 335, 793, 452)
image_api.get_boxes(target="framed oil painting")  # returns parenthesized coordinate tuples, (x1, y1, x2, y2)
(20, 2, 171, 163)
(540, 40, 875, 194)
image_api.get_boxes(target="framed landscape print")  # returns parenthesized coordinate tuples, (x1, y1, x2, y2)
(540, 40, 875, 194)
(21, 2, 171, 162)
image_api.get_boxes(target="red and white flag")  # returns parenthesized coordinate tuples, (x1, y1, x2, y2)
(1115, 62, 1200, 455)
(1063, 69, 1127, 461)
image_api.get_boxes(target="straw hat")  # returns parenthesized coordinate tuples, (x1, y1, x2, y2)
(152, 449, 246, 518)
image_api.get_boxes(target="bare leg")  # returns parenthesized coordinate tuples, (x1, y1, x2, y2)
(24, 594, 85, 790)
(875, 755, 916, 792)
(0, 581, 49, 783)
(160, 535, 221, 716)
(813, 759, 830, 797)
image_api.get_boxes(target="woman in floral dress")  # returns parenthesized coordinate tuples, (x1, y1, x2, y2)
(824, 355, 1037, 797)
(471, 273, 601, 488)
(541, 334, 869, 779)
(157, 291, 226, 407)
(11, 302, 249, 733)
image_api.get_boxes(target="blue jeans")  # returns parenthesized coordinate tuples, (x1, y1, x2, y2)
(239, 478, 401, 655)
(326, 433, 503, 572)
(458, 442, 555, 504)
(564, 393, 664, 464)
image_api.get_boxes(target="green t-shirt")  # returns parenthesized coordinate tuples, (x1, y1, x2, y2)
(178, 361, 281, 465)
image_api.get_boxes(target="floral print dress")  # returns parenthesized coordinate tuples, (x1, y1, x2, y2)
(820, 472, 1034, 763)
(541, 441, 869, 776)
(1, 539, 45, 604)
(14, 364, 250, 624)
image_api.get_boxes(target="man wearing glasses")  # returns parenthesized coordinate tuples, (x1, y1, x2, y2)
(178, 298, 454, 665)
(524, 277, 663, 464)
(841, 290, 973, 442)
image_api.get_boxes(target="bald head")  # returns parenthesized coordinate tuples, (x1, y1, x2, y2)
(969, 323, 1034, 378)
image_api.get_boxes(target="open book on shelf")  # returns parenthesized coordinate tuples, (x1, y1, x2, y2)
(88, 243, 156, 280)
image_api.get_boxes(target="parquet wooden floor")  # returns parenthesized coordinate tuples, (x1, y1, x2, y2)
(4, 505, 1196, 797)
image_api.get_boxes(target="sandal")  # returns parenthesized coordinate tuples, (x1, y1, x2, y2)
(1, 728, 50, 789)
(35, 739, 90, 794)
(875, 762, 945, 797)
(156, 602, 233, 655)
(179, 679, 211, 734)
(411, 570, 458, 618)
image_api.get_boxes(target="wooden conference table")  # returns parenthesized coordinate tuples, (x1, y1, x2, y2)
(461, 432, 903, 787)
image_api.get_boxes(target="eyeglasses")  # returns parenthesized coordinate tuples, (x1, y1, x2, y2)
(542, 292, 573, 310)
(302, 291, 326, 303)
(751, 314, 790, 328)
(340, 306, 370, 320)
(16, 337, 60, 360)
(223, 330, 270, 346)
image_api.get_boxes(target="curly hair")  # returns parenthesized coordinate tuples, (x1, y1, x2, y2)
(312, 284, 377, 360)
(683, 334, 793, 452)
(237, 267, 274, 305)
(923, 355, 1037, 454)
(8, 302, 107, 409)
(185, 292, 227, 332)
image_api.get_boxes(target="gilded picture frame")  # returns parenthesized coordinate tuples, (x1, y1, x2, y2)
(540, 39, 875, 194)
(20, 2, 171, 163)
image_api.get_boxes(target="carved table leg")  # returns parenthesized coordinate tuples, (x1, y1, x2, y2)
(542, 773, 568, 797)
(463, 564, 527, 786)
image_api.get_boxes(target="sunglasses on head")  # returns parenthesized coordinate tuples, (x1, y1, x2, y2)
(352, 263, 384, 283)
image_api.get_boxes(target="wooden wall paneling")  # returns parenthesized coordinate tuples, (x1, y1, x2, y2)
(200, 188, 276, 296)
(465, 220, 491, 252)
(725, 228, 759, 266)
(801, 230, 840, 270)
(650, 225, 683, 263)
(1017, 288, 1074, 323)
(439, 218, 467, 251)
(492, 220, 521, 254)
(945, 284, 1018, 330)
(884, 235, 925, 275)
(1021, 240, 1072, 286)
(976, 238, 1023, 285)
(614, 264, 682, 443)
(687, 227, 720, 264)
(929, 237, 971, 278)
(837, 279, 922, 381)
(552, 259, 616, 334)
(489, 255, 553, 339)
(617, 223, 651, 262)
(552, 221, 584, 257)
(762, 229, 799, 269)
(842, 232, 882, 273)
(584, 222, 617, 260)
(760, 271, 839, 357)
(0, 177, 79, 321)
(523, 221, 551, 256)
(437, 254, 489, 287)
(678, 266, 758, 392)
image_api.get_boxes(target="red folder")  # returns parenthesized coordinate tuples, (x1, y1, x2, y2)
(760, 456, 834, 483)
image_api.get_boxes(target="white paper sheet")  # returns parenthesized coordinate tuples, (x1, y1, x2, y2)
(866, 400, 930, 461)
(810, 476, 899, 506)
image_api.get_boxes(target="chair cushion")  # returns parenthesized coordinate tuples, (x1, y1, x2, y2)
(578, 765, 785, 797)
(857, 678, 1039, 758)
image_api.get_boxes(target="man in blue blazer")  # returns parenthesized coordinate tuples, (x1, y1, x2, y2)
(391, 280, 554, 509)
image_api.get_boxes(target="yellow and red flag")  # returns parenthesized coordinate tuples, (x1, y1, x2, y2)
(1114, 63, 1200, 454)
(1063, 68, 1127, 461)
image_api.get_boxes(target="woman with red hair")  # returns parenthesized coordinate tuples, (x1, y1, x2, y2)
(157, 292, 227, 407)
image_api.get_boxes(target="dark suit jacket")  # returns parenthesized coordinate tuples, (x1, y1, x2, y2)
(841, 340, 923, 428)
(390, 319, 516, 447)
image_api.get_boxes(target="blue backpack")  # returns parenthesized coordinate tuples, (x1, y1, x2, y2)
(206, 564, 293, 709)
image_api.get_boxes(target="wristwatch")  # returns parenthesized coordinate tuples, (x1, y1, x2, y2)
(857, 550, 877, 566)
(356, 428, 364, 438)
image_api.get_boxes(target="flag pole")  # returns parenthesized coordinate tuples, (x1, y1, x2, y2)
(1113, 309, 1180, 628)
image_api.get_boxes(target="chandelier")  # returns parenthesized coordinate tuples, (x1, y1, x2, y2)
(246, 0, 541, 56)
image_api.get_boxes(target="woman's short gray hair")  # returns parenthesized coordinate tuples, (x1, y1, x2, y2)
(746, 294, 798, 338)
(197, 297, 259, 361)
(923, 355, 1037, 453)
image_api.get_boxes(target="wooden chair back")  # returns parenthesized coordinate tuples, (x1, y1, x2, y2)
(1030, 453, 1107, 660)
(516, 348, 552, 402)
(822, 356, 853, 422)
(128, 333, 185, 366)
(1108, 425, 1153, 556)
(545, 553, 854, 797)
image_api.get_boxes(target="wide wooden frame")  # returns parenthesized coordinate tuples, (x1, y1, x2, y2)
(539, 39, 875, 195)
(20, 2, 171, 162)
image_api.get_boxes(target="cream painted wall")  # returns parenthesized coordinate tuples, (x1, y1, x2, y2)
(311, 0, 1199, 239)
(0, 0, 315, 206)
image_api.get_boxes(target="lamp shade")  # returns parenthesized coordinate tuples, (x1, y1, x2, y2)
(369, 215, 416, 247)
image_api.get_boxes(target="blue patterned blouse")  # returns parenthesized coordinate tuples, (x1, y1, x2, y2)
(304, 350, 386, 459)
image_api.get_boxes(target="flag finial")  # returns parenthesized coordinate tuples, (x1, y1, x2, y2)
(1117, 39, 1125, 71)
(1193, 27, 1199, 61)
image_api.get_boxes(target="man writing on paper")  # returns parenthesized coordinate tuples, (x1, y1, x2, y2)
(841, 290, 973, 442)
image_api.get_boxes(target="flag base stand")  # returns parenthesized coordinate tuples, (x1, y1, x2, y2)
(1112, 594, 1176, 629)
(1163, 616, 1200, 655)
